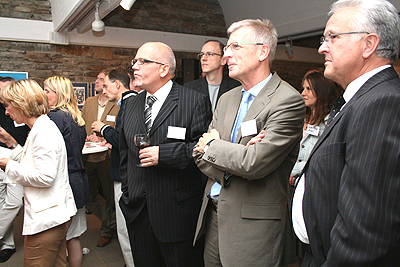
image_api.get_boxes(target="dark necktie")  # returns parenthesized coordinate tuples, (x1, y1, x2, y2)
(326, 95, 345, 126)
(144, 95, 157, 133)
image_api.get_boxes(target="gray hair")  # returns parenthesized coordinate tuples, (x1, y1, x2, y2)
(227, 19, 278, 65)
(330, 0, 400, 64)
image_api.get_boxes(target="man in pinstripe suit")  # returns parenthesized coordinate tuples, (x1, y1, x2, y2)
(292, 0, 400, 266)
(119, 42, 212, 266)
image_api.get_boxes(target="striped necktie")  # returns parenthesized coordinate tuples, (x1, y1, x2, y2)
(144, 95, 157, 133)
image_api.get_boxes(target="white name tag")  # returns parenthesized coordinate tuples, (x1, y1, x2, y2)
(241, 119, 258, 137)
(106, 115, 116, 122)
(14, 121, 25, 127)
(167, 126, 186, 140)
(306, 125, 320, 136)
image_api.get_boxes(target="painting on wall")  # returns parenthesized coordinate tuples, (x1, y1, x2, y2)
(72, 83, 88, 109)
(0, 71, 28, 80)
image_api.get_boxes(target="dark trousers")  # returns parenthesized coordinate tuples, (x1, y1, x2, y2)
(126, 205, 204, 267)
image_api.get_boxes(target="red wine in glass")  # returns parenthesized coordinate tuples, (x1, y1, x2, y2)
(134, 134, 150, 166)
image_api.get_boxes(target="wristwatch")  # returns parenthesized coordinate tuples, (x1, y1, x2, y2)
(8, 142, 18, 150)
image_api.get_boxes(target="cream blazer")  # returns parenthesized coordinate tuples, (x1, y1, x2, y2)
(5, 115, 76, 235)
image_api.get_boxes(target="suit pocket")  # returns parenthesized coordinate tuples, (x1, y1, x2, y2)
(175, 186, 202, 202)
(318, 142, 346, 158)
(241, 203, 281, 220)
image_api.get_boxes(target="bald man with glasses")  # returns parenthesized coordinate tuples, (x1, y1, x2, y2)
(184, 40, 240, 113)
(119, 42, 212, 266)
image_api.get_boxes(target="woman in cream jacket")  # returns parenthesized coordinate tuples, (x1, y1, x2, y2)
(0, 79, 76, 267)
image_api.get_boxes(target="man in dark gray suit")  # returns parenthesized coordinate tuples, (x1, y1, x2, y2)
(184, 40, 240, 113)
(292, 0, 400, 266)
(119, 42, 212, 266)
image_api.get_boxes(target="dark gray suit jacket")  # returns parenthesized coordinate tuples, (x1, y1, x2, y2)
(184, 75, 240, 109)
(119, 82, 212, 243)
(303, 66, 400, 266)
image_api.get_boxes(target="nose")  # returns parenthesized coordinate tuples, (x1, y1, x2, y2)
(318, 41, 328, 54)
(223, 49, 232, 59)
(132, 62, 139, 70)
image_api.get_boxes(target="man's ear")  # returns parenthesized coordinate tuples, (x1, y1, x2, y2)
(259, 44, 270, 62)
(363, 33, 379, 59)
(159, 64, 171, 78)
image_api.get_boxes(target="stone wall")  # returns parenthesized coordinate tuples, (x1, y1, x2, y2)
(0, 40, 322, 92)
(105, 0, 227, 37)
(0, 0, 51, 21)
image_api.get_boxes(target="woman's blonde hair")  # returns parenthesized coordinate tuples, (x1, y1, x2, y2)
(0, 79, 48, 117)
(44, 76, 85, 127)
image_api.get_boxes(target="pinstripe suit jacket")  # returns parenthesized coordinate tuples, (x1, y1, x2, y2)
(303, 66, 400, 266)
(119, 82, 212, 243)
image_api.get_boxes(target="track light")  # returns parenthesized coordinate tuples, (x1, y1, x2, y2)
(285, 37, 294, 57)
(92, 1, 105, 32)
(120, 0, 136, 10)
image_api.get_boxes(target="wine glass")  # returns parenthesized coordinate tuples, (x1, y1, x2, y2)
(134, 134, 150, 167)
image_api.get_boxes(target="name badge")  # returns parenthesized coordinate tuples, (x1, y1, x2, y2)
(106, 115, 116, 122)
(241, 119, 258, 137)
(167, 126, 186, 140)
(14, 121, 25, 127)
(306, 125, 320, 136)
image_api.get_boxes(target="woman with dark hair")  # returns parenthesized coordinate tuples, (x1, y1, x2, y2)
(290, 71, 344, 186)
(0, 79, 76, 266)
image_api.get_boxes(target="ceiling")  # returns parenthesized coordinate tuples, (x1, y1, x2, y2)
(47, 0, 400, 50)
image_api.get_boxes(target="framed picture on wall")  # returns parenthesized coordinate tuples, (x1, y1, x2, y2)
(72, 83, 88, 109)
(0, 71, 28, 80)
(90, 83, 97, 97)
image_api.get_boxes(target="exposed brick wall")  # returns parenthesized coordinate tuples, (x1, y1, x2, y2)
(104, 0, 227, 37)
(0, 40, 198, 88)
(0, 0, 52, 21)
(0, 40, 322, 92)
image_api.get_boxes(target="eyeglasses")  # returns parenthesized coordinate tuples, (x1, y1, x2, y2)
(131, 58, 165, 66)
(223, 42, 264, 53)
(197, 52, 223, 59)
(320, 31, 370, 44)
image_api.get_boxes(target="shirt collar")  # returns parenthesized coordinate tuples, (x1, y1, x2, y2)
(243, 73, 272, 98)
(343, 65, 391, 103)
(146, 80, 173, 104)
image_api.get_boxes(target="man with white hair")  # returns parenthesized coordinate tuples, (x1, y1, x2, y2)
(194, 19, 305, 266)
(292, 0, 400, 265)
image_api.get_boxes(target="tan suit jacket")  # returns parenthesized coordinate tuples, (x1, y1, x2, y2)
(194, 72, 305, 266)
(81, 95, 119, 162)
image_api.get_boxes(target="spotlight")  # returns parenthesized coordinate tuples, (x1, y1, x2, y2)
(285, 37, 294, 57)
(120, 0, 136, 10)
(92, 1, 105, 32)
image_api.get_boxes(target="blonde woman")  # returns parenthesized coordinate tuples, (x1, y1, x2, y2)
(0, 79, 76, 266)
(44, 76, 89, 267)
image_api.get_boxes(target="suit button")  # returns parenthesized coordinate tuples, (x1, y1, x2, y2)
(298, 160, 302, 162)
(302, 145, 305, 148)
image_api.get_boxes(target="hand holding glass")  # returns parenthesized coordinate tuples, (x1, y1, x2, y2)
(134, 134, 150, 167)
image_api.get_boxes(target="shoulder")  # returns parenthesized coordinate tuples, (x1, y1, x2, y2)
(222, 75, 241, 87)
(184, 77, 206, 89)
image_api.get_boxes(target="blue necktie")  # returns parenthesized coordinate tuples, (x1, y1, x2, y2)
(231, 91, 252, 143)
(210, 91, 252, 199)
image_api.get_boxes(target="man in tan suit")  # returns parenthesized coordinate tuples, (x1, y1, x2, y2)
(81, 70, 118, 247)
(194, 19, 305, 266)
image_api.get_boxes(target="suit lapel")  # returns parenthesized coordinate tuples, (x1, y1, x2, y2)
(101, 99, 115, 122)
(305, 66, 398, 163)
(149, 83, 179, 136)
(199, 77, 210, 99)
(234, 73, 279, 143)
(222, 90, 241, 141)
